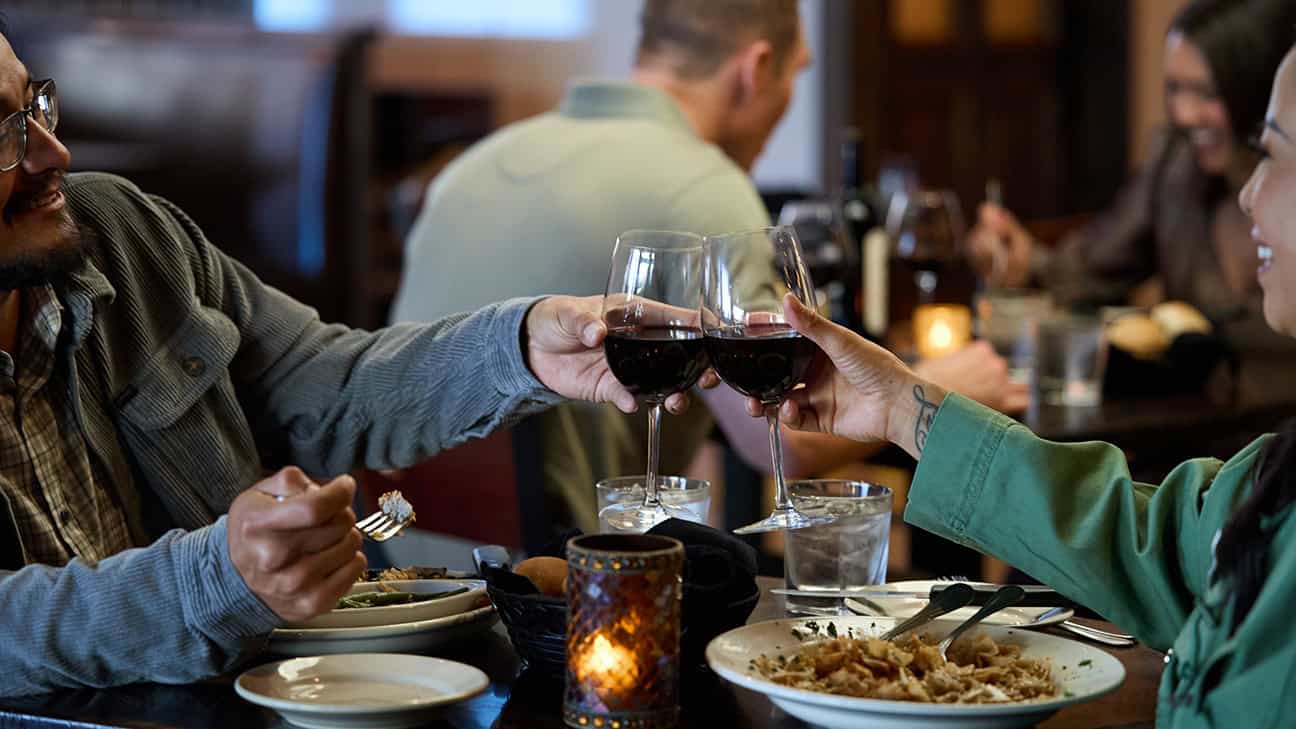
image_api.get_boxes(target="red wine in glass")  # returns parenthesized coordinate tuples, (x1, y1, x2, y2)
(702, 225, 835, 534)
(600, 230, 706, 532)
(704, 323, 816, 403)
(604, 325, 708, 401)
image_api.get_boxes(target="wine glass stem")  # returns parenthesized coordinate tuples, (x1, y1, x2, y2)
(766, 404, 793, 514)
(644, 401, 663, 509)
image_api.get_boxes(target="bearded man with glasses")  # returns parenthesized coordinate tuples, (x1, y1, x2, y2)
(0, 32, 667, 696)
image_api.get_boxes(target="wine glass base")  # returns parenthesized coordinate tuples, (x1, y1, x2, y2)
(732, 509, 834, 535)
(601, 502, 688, 533)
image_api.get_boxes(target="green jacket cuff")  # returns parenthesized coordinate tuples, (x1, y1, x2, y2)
(903, 393, 1015, 544)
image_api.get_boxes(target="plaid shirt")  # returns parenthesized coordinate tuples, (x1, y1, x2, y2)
(0, 285, 132, 566)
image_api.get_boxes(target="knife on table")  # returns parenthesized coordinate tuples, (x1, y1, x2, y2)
(770, 583, 1069, 608)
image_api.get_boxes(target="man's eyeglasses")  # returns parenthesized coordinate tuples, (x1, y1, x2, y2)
(0, 79, 58, 173)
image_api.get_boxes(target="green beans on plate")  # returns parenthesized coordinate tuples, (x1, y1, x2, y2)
(335, 586, 469, 610)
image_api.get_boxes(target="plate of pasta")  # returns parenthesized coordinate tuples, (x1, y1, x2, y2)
(706, 615, 1124, 728)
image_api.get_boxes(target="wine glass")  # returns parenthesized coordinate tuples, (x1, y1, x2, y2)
(885, 189, 964, 304)
(702, 226, 834, 534)
(600, 230, 708, 532)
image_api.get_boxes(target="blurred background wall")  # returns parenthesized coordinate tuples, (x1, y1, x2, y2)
(0, 0, 1162, 327)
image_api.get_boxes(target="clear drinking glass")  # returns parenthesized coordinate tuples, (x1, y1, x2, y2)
(975, 289, 1053, 385)
(702, 226, 832, 534)
(1037, 313, 1108, 406)
(784, 480, 893, 616)
(596, 476, 711, 533)
(600, 231, 708, 532)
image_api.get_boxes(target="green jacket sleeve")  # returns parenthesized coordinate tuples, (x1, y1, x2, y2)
(905, 394, 1265, 651)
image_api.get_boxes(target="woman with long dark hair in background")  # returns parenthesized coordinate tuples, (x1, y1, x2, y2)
(969, 0, 1296, 356)
(761, 40, 1296, 727)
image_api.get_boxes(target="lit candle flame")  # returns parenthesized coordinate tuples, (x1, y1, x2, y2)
(929, 320, 953, 350)
(585, 634, 629, 677)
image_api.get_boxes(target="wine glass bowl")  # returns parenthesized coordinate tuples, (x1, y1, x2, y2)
(885, 189, 965, 303)
(600, 230, 707, 532)
(702, 226, 833, 534)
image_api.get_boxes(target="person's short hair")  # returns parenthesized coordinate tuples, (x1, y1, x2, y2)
(1170, 0, 1296, 144)
(635, 0, 799, 79)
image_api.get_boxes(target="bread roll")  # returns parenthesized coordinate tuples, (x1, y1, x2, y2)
(1105, 314, 1168, 360)
(514, 556, 568, 597)
(1152, 301, 1212, 338)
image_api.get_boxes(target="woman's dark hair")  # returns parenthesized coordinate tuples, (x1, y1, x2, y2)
(1170, 0, 1296, 145)
(1215, 422, 1296, 630)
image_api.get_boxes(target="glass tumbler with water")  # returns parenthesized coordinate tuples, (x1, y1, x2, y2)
(1037, 313, 1108, 406)
(784, 481, 892, 616)
(597, 476, 711, 534)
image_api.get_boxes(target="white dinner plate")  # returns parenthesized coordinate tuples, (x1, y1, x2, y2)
(284, 580, 487, 630)
(707, 615, 1125, 729)
(268, 604, 498, 657)
(235, 653, 488, 729)
(846, 580, 1074, 628)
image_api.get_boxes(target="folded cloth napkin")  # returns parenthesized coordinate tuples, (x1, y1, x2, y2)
(648, 518, 758, 608)
(484, 520, 759, 609)
(1105, 332, 1238, 398)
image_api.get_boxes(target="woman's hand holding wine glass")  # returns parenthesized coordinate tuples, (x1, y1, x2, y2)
(702, 226, 839, 534)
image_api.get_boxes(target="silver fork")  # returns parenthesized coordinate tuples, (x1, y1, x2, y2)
(939, 575, 1136, 646)
(273, 492, 414, 542)
(354, 509, 414, 542)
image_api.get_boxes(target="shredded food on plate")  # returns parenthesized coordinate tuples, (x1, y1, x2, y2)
(753, 632, 1056, 704)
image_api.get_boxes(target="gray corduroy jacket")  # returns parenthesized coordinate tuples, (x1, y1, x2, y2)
(0, 173, 561, 696)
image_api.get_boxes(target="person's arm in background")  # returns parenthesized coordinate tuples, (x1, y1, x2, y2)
(968, 131, 1173, 304)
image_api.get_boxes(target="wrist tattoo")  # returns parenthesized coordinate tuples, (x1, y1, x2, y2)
(912, 385, 940, 454)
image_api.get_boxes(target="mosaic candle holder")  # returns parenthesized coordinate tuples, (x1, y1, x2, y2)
(563, 534, 684, 729)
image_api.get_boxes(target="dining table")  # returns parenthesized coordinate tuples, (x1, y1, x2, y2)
(0, 577, 1161, 729)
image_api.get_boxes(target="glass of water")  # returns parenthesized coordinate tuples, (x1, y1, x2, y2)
(975, 289, 1052, 385)
(1037, 313, 1108, 406)
(784, 480, 892, 616)
(596, 476, 711, 534)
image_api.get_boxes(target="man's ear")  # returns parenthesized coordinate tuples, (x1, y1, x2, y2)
(733, 39, 774, 104)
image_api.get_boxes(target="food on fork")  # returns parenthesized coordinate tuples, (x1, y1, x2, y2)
(754, 632, 1055, 704)
(378, 490, 416, 524)
(514, 556, 568, 597)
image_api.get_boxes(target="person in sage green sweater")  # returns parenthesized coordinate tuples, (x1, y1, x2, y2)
(744, 44, 1296, 729)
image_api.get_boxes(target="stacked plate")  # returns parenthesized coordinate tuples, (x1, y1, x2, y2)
(267, 579, 498, 657)
(238, 580, 497, 728)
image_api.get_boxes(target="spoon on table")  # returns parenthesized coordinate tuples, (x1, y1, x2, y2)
(880, 583, 976, 641)
(937, 585, 1026, 658)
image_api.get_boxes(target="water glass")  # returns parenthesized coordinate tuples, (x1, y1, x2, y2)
(975, 289, 1052, 385)
(1037, 313, 1107, 406)
(784, 481, 892, 616)
(597, 476, 711, 534)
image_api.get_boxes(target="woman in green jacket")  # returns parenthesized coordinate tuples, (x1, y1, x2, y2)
(760, 45, 1296, 729)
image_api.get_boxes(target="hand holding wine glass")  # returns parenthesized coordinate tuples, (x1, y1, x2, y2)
(702, 226, 835, 534)
(600, 230, 709, 531)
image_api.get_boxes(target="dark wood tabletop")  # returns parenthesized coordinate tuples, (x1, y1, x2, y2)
(0, 577, 1161, 729)
(1026, 357, 1296, 446)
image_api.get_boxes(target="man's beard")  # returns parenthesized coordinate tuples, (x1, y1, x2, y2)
(0, 213, 86, 291)
(0, 172, 88, 291)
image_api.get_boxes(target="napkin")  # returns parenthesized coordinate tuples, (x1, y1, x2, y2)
(647, 518, 759, 608)
(1105, 331, 1238, 398)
